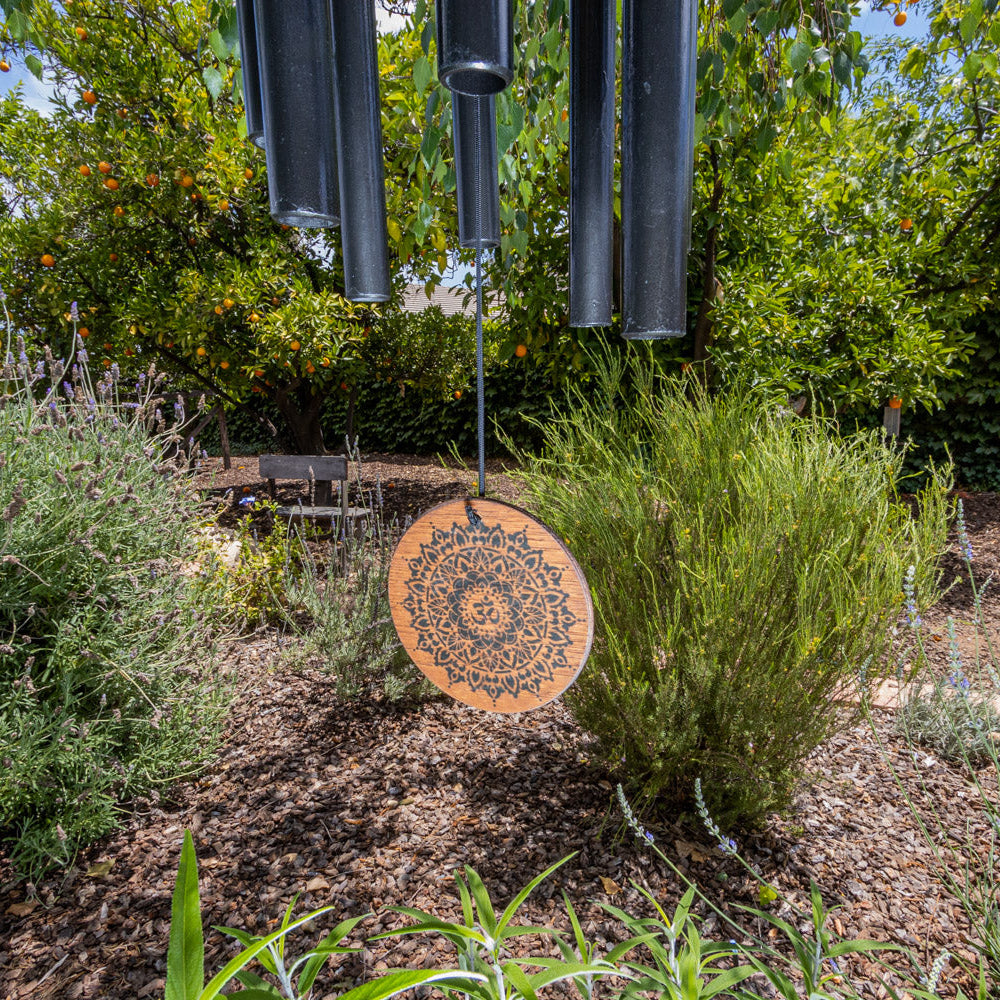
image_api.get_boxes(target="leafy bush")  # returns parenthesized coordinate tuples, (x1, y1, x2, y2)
(0, 341, 229, 879)
(510, 352, 951, 828)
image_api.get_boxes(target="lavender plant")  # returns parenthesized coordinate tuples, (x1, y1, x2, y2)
(0, 329, 228, 880)
(280, 443, 421, 702)
(881, 501, 1000, 995)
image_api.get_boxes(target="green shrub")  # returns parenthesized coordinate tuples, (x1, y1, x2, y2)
(0, 341, 229, 879)
(510, 352, 951, 828)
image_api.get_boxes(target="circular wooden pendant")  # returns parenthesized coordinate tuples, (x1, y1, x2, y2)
(388, 498, 594, 713)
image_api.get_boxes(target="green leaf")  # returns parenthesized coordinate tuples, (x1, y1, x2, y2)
(24, 53, 42, 80)
(208, 29, 230, 62)
(218, 5, 239, 53)
(962, 53, 982, 82)
(495, 854, 575, 940)
(413, 55, 432, 94)
(340, 970, 489, 1000)
(959, 0, 981, 45)
(299, 914, 370, 994)
(787, 40, 812, 73)
(200, 908, 334, 1000)
(165, 831, 204, 1000)
(202, 66, 224, 101)
(465, 867, 498, 939)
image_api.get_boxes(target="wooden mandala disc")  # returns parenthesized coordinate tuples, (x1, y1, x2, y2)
(388, 498, 594, 714)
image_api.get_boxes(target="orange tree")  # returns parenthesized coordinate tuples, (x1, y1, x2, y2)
(0, 0, 471, 452)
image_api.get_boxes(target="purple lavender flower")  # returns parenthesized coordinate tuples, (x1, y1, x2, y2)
(70, 301, 79, 322)
(78, 348, 89, 363)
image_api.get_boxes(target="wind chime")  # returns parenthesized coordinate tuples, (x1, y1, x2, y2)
(236, 0, 697, 713)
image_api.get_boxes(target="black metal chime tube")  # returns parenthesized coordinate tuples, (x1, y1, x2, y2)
(453, 94, 500, 249)
(621, 0, 699, 338)
(569, 0, 616, 328)
(436, 0, 514, 95)
(235, 0, 265, 149)
(330, 0, 390, 301)
(253, 0, 340, 227)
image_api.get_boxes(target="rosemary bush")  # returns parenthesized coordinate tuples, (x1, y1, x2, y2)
(0, 338, 228, 879)
(511, 353, 950, 828)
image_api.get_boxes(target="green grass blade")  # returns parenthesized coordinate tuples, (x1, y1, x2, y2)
(165, 830, 204, 1000)
(200, 907, 333, 1000)
(465, 866, 498, 939)
(338, 969, 490, 1000)
(495, 854, 576, 939)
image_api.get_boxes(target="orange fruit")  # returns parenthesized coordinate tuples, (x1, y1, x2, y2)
(514, 343, 527, 358)
(188, 237, 197, 246)
(75, 26, 88, 39)
(109, 252, 118, 262)
(214, 305, 223, 315)
(223, 297, 234, 309)
(900, 217, 913, 231)
(340, 381, 349, 391)
(196, 346, 207, 357)
(305, 362, 315, 374)
(0, 60, 9, 73)
(146, 172, 159, 187)
(103, 342, 113, 350)
(244, 168, 254, 180)
(254, 368, 264, 377)
(453, 389, 462, 399)
(79, 164, 91, 177)
(102, 358, 111, 367)
(271, 296, 280, 306)
(113, 205, 124, 217)
(251, 385, 262, 393)
(248, 312, 260, 323)
(98, 161, 111, 174)
(166, 341, 174, 348)
(190, 191, 201, 201)
(321, 358, 330, 367)
(116, 108, 127, 119)
(82, 89, 96, 105)
(104, 177, 119, 190)
(561, 109, 568, 121)
(894, 10, 907, 24)
(889, 396, 902, 408)
(123, 347, 134, 357)
(290, 340, 301, 351)
(40, 253, 55, 267)
(220, 360, 230, 370)
(78, 327, 90, 338)
(219, 199, 229, 211)
(180, 174, 193, 188)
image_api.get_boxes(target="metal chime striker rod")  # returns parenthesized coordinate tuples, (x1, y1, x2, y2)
(330, 0, 391, 302)
(235, 0, 265, 148)
(569, 0, 616, 328)
(621, 0, 698, 338)
(253, 0, 340, 227)
(452, 94, 500, 498)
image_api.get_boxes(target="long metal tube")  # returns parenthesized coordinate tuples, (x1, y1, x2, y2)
(569, 0, 616, 328)
(253, 0, 340, 228)
(234, 0, 265, 149)
(621, 0, 698, 338)
(435, 0, 514, 96)
(330, 0, 390, 301)
(453, 94, 500, 250)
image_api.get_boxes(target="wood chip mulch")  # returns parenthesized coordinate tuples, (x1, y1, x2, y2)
(2, 458, 999, 1000)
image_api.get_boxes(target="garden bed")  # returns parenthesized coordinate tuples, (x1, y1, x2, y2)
(1, 459, 997, 1000)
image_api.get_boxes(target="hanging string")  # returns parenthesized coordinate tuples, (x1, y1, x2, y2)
(473, 97, 486, 498)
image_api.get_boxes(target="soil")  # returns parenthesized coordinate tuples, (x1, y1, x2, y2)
(2, 457, 1000, 1000)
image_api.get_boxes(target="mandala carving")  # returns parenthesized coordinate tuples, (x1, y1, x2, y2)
(400, 517, 580, 706)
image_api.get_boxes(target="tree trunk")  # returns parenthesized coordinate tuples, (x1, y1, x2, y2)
(271, 384, 331, 503)
(692, 152, 724, 380)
